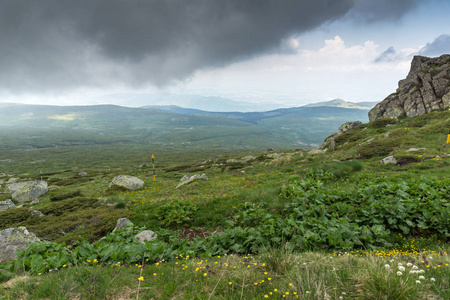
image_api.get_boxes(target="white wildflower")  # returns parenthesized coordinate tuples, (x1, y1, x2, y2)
(398, 266, 406, 272)
(398, 263, 403, 266)
(390, 259, 395, 263)
(397, 271, 403, 276)
(384, 264, 390, 269)
(406, 262, 412, 267)
(416, 280, 421, 284)
(430, 278, 436, 282)
(412, 265, 418, 270)
(419, 276, 425, 280)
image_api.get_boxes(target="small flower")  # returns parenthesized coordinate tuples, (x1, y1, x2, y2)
(138, 276, 144, 281)
(228, 282, 232, 285)
(264, 296, 268, 299)
(416, 280, 421, 284)
(289, 283, 293, 286)
(407, 263, 412, 267)
(419, 276, 425, 280)
(384, 264, 390, 269)
(397, 271, 403, 276)
(203, 273, 207, 277)
(62, 265, 66, 268)
(398, 266, 406, 272)
(430, 278, 436, 282)
(268, 278, 272, 281)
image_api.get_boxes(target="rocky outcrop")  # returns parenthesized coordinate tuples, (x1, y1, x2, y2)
(0, 227, 40, 262)
(176, 174, 208, 189)
(11, 181, 48, 203)
(110, 175, 145, 191)
(369, 54, 450, 122)
(320, 121, 362, 149)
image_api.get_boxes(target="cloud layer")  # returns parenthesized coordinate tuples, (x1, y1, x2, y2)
(0, 0, 420, 94)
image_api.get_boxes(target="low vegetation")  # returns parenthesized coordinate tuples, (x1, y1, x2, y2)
(0, 109, 449, 299)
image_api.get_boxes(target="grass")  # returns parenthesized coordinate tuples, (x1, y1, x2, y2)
(0, 109, 449, 298)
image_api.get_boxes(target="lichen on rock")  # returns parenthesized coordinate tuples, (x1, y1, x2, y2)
(110, 175, 144, 191)
(0, 226, 40, 262)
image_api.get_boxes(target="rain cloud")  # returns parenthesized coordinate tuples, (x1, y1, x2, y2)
(0, 0, 420, 93)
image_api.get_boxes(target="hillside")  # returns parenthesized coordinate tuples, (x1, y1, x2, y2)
(0, 108, 449, 299)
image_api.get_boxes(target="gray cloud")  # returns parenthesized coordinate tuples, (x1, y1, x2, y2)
(419, 34, 450, 57)
(0, 0, 423, 93)
(374, 46, 397, 63)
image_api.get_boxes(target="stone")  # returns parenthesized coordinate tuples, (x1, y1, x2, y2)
(381, 156, 397, 164)
(320, 121, 362, 149)
(30, 209, 44, 217)
(11, 181, 48, 203)
(113, 218, 133, 231)
(369, 54, 450, 122)
(7, 178, 19, 183)
(78, 171, 87, 177)
(176, 174, 208, 189)
(4, 182, 27, 194)
(110, 175, 144, 191)
(134, 230, 157, 243)
(406, 148, 426, 152)
(0, 227, 40, 262)
(0, 199, 16, 211)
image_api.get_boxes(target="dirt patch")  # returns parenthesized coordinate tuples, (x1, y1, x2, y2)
(396, 157, 419, 166)
(2, 276, 32, 289)
(180, 227, 213, 241)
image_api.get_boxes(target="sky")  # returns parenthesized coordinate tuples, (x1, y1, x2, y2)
(0, 0, 450, 110)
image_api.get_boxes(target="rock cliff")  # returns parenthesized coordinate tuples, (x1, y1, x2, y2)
(369, 54, 450, 122)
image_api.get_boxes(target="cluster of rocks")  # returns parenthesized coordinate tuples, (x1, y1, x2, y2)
(369, 54, 450, 122)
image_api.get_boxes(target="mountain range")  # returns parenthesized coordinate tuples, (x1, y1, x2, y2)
(0, 99, 372, 151)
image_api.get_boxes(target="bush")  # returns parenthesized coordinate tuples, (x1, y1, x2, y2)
(369, 118, 397, 129)
(49, 190, 82, 201)
(358, 136, 404, 158)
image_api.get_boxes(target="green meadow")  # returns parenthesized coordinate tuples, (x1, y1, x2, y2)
(0, 109, 449, 299)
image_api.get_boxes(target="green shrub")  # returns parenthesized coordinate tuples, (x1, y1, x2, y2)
(358, 136, 404, 158)
(49, 190, 82, 201)
(40, 197, 98, 216)
(104, 185, 129, 196)
(334, 128, 365, 145)
(154, 200, 198, 227)
(369, 118, 397, 129)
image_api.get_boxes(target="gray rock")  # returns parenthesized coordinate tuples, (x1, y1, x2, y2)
(176, 174, 208, 189)
(30, 209, 44, 217)
(4, 182, 27, 194)
(134, 230, 157, 243)
(11, 181, 48, 203)
(78, 171, 87, 177)
(0, 200, 16, 211)
(113, 218, 133, 231)
(110, 175, 145, 191)
(369, 54, 450, 122)
(381, 156, 397, 164)
(0, 227, 40, 262)
(406, 148, 426, 152)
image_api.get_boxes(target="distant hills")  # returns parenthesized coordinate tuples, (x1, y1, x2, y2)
(0, 100, 371, 151)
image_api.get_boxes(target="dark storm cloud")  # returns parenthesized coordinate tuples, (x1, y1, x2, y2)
(0, 0, 421, 93)
(419, 34, 450, 57)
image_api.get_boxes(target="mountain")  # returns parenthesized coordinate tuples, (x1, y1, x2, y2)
(369, 54, 450, 122)
(0, 103, 369, 151)
(305, 99, 377, 109)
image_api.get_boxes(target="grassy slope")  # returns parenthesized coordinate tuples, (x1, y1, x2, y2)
(0, 109, 449, 299)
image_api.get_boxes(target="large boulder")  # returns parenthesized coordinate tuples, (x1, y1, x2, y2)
(110, 175, 144, 191)
(0, 199, 16, 211)
(0, 227, 40, 262)
(369, 54, 450, 122)
(176, 174, 208, 189)
(11, 181, 48, 203)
